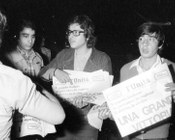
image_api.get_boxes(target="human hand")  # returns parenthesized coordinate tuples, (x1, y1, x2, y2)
(165, 82, 175, 102)
(54, 69, 72, 84)
(98, 102, 113, 120)
(71, 96, 89, 108)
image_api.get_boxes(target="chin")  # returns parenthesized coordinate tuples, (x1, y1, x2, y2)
(70, 46, 78, 49)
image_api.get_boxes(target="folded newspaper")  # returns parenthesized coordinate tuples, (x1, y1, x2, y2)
(52, 70, 113, 130)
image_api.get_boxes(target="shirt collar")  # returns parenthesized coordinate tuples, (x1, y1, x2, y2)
(17, 46, 34, 57)
(130, 55, 164, 72)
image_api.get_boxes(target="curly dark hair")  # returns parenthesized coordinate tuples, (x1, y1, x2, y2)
(66, 15, 96, 48)
(15, 19, 36, 39)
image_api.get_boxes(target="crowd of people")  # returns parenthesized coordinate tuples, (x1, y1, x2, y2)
(0, 8, 175, 140)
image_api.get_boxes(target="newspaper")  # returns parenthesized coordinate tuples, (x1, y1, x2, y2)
(103, 63, 173, 137)
(53, 70, 113, 130)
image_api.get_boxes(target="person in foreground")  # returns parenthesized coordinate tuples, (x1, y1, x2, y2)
(0, 10, 65, 140)
(99, 22, 175, 140)
(39, 15, 112, 140)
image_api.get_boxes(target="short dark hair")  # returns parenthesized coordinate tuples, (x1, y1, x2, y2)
(137, 22, 165, 47)
(67, 15, 96, 48)
(16, 19, 36, 39)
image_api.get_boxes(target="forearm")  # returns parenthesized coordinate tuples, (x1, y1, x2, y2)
(40, 67, 56, 81)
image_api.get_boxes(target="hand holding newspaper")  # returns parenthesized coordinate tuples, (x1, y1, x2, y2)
(53, 69, 113, 130)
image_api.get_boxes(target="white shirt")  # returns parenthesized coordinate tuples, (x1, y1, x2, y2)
(0, 63, 64, 139)
(130, 55, 164, 73)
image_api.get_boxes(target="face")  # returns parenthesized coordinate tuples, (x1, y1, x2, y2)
(18, 27, 35, 51)
(68, 23, 87, 49)
(138, 33, 159, 59)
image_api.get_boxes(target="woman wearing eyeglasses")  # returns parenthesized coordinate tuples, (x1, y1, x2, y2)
(39, 15, 112, 140)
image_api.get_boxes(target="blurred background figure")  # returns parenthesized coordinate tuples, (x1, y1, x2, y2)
(34, 33, 52, 65)
(5, 19, 43, 77)
(3, 19, 58, 140)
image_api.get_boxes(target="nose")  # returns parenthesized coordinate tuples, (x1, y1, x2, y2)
(68, 34, 75, 42)
(69, 33, 74, 38)
(142, 39, 149, 46)
(28, 37, 34, 44)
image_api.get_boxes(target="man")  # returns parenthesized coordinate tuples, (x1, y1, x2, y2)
(0, 10, 65, 140)
(120, 22, 175, 140)
(99, 22, 175, 140)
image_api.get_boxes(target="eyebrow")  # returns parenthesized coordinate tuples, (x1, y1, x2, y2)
(21, 32, 35, 36)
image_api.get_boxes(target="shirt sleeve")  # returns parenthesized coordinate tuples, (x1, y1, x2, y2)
(39, 54, 60, 80)
(15, 74, 65, 125)
(39, 49, 66, 80)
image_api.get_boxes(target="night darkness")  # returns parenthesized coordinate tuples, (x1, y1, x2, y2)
(1, 0, 175, 81)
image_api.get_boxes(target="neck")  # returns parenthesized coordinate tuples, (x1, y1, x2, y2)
(18, 46, 31, 55)
(139, 54, 158, 71)
(75, 45, 90, 56)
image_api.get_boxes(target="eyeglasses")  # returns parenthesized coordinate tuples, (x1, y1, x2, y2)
(66, 30, 85, 37)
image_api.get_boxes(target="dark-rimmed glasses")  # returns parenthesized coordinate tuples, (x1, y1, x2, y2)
(66, 30, 85, 37)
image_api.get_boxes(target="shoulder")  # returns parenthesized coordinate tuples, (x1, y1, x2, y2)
(163, 58, 175, 65)
(56, 48, 73, 58)
(92, 48, 111, 61)
(7, 49, 22, 63)
(120, 60, 135, 72)
(0, 64, 36, 107)
(163, 58, 175, 70)
(0, 63, 26, 81)
(120, 60, 137, 82)
(93, 48, 109, 56)
(58, 48, 73, 55)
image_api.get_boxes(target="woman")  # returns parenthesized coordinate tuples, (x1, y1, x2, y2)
(39, 15, 112, 140)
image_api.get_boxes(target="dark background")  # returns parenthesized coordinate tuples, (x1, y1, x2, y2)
(1, 0, 175, 81)
(1, 1, 175, 139)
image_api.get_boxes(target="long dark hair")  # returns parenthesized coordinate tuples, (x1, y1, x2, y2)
(66, 15, 96, 48)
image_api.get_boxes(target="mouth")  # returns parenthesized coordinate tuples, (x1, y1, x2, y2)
(69, 41, 76, 45)
(142, 49, 149, 54)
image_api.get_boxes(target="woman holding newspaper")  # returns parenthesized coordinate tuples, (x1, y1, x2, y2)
(100, 22, 175, 140)
(39, 15, 112, 140)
